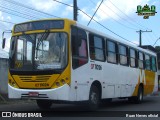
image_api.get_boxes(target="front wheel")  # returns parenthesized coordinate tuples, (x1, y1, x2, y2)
(36, 100, 52, 109)
(88, 85, 100, 111)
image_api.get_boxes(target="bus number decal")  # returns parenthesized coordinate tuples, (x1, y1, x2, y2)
(91, 64, 102, 70)
(35, 83, 49, 87)
(91, 64, 95, 69)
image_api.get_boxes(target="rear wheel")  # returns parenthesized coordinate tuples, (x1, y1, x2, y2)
(134, 86, 143, 104)
(36, 100, 52, 109)
(88, 85, 100, 111)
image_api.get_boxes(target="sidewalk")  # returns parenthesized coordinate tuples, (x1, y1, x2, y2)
(0, 94, 8, 103)
(0, 94, 34, 105)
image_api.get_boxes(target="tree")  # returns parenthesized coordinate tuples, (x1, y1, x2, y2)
(155, 46, 160, 52)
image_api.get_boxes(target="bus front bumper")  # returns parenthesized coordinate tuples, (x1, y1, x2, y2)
(8, 84, 71, 101)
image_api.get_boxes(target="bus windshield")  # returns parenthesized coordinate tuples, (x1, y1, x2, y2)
(9, 32, 68, 71)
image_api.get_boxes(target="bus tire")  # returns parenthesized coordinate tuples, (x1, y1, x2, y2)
(134, 86, 143, 104)
(36, 100, 52, 109)
(128, 97, 134, 102)
(88, 85, 100, 111)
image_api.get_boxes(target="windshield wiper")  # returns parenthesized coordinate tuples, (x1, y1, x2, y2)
(35, 30, 50, 59)
(58, 33, 63, 62)
(21, 31, 34, 43)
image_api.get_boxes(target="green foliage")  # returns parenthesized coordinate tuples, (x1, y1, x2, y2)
(155, 46, 160, 52)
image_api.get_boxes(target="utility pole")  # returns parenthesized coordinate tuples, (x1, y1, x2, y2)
(136, 30, 152, 46)
(73, 0, 78, 21)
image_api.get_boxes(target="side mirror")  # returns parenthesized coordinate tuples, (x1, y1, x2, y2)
(2, 38, 6, 49)
(1, 30, 12, 49)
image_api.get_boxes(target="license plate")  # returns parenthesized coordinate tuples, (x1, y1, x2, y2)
(28, 92, 39, 97)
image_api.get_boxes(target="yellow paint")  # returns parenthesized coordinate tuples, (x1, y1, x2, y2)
(8, 71, 19, 88)
(9, 19, 76, 89)
(143, 70, 155, 95)
(132, 70, 141, 96)
(12, 18, 76, 36)
(132, 69, 156, 96)
(51, 65, 71, 89)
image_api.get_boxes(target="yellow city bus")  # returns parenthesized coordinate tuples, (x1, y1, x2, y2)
(3, 18, 158, 110)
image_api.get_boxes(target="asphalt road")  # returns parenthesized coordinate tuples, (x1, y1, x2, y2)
(0, 96, 160, 119)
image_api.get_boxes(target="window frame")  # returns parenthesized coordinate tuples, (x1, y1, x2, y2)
(106, 40, 118, 64)
(71, 26, 88, 69)
(145, 54, 151, 71)
(129, 48, 138, 68)
(118, 44, 129, 66)
(89, 33, 106, 62)
(138, 51, 144, 69)
(151, 56, 157, 72)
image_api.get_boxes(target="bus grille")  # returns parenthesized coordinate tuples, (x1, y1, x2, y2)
(19, 75, 51, 82)
(21, 93, 48, 99)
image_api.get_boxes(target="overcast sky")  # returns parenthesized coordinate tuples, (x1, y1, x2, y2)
(0, 0, 159, 58)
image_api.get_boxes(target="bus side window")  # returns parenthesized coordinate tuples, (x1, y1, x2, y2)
(130, 48, 138, 67)
(151, 56, 157, 72)
(119, 44, 128, 66)
(78, 39, 87, 63)
(138, 52, 144, 69)
(107, 40, 118, 64)
(89, 34, 105, 61)
(71, 26, 88, 69)
(145, 54, 151, 70)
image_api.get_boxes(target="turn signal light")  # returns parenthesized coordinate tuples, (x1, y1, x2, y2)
(56, 82, 60, 87)
(61, 79, 65, 84)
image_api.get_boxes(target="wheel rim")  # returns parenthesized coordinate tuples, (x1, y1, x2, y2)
(91, 92, 98, 104)
(139, 90, 143, 101)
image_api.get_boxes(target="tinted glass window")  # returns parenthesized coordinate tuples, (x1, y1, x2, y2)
(138, 52, 144, 69)
(94, 36, 103, 48)
(119, 45, 127, 55)
(151, 56, 157, 72)
(10, 33, 68, 70)
(71, 26, 88, 69)
(119, 45, 128, 65)
(130, 49, 137, 67)
(145, 54, 151, 70)
(107, 41, 117, 63)
(89, 34, 105, 61)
